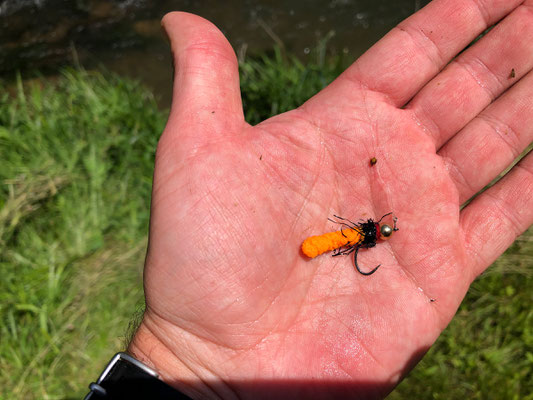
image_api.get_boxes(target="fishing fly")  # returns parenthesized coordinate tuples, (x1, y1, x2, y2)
(301, 213, 398, 275)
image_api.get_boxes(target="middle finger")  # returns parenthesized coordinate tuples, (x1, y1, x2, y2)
(405, 3, 533, 150)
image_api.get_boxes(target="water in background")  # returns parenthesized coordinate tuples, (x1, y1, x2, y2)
(0, 0, 430, 106)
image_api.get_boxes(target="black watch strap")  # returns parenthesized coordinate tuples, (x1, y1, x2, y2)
(84, 352, 193, 399)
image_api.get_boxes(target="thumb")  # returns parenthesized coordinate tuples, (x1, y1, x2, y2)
(161, 12, 244, 147)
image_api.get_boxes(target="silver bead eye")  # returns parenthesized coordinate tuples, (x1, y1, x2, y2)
(380, 224, 393, 239)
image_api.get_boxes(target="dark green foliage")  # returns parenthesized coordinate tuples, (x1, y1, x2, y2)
(240, 46, 348, 124)
(390, 236, 533, 400)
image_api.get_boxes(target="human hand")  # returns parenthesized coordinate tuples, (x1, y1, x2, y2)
(128, 1, 533, 398)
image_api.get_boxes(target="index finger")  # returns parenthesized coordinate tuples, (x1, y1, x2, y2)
(313, 0, 524, 108)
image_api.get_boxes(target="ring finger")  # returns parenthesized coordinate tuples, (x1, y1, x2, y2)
(438, 69, 533, 204)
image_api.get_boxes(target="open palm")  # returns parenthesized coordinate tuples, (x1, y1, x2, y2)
(129, 1, 533, 399)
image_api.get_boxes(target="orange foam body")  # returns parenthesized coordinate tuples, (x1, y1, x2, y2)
(301, 228, 363, 258)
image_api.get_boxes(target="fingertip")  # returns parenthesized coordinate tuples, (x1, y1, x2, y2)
(161, 11, 196, 36)
(159, 11, 244, 145)
(161, 12, 237, 64)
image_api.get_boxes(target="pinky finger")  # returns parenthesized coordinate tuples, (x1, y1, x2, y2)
(460, 150, 533, 278)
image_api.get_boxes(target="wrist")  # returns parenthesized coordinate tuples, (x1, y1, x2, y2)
(128, 317, 221, 400)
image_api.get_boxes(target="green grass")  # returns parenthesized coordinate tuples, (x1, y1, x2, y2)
(390, 235, 533, 400)
(0, 51, 531, 399)
(0, 70, 162, 398)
